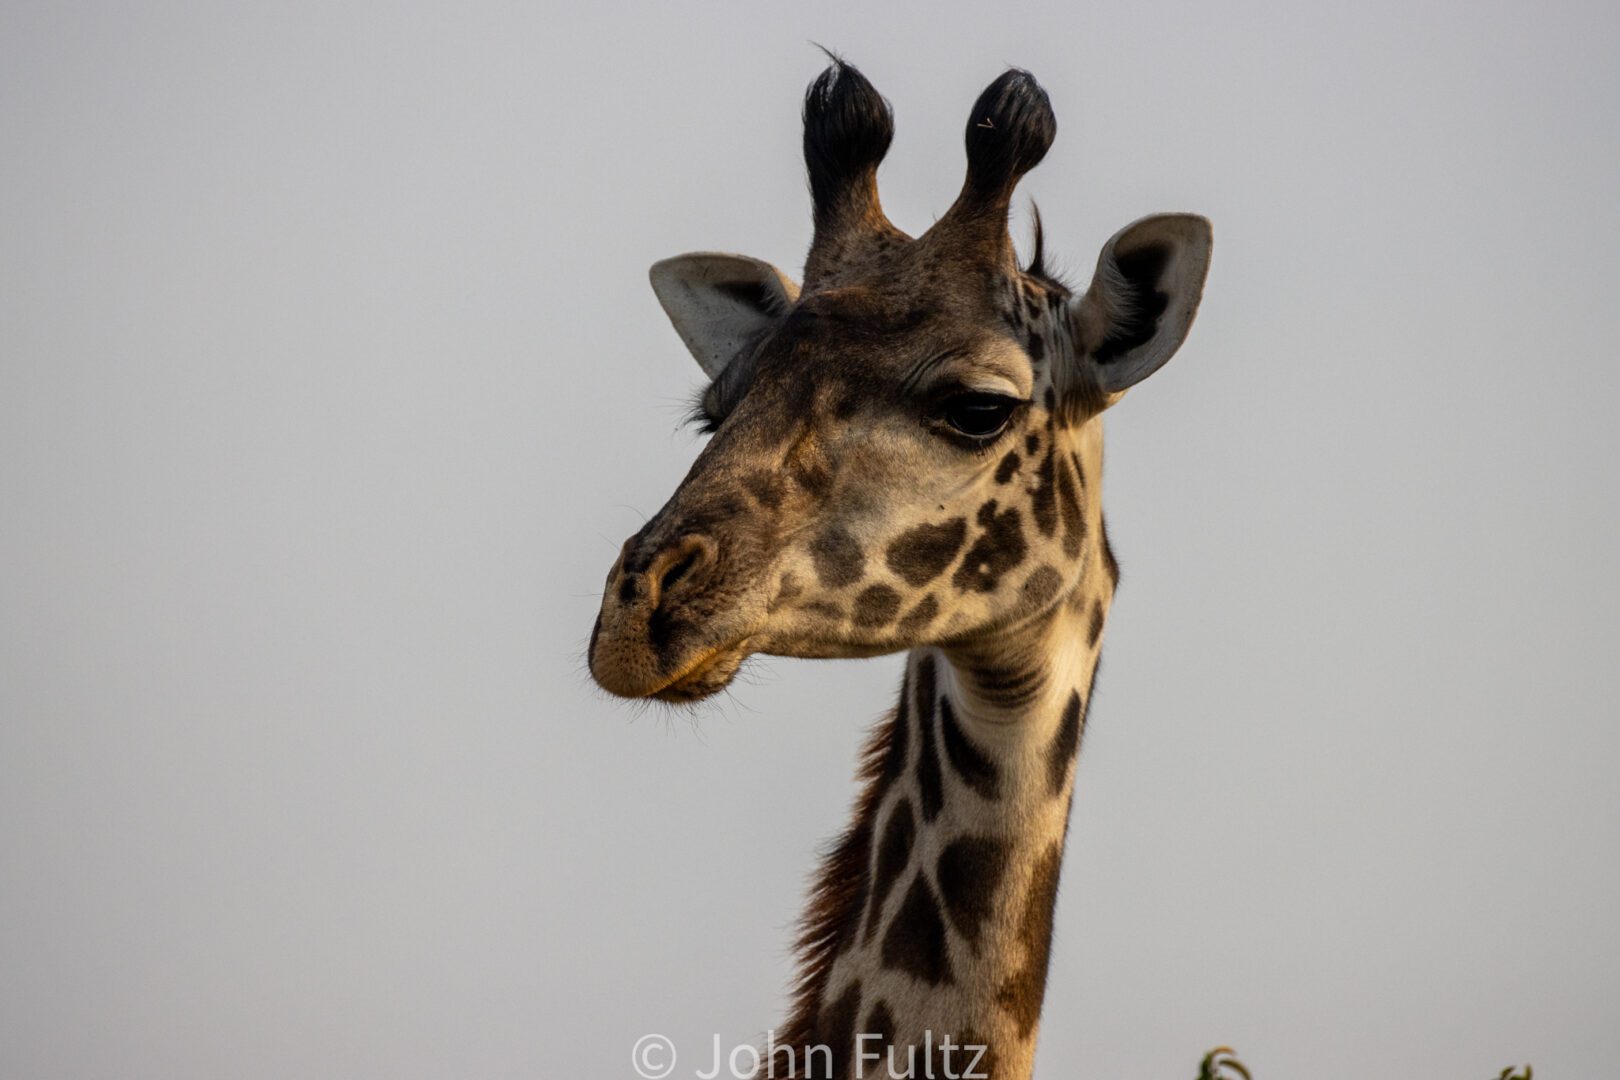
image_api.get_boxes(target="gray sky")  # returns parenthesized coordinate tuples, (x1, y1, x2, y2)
(3, 3, 1618, 1078)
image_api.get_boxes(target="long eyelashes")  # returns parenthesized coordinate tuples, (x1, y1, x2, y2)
(928, 391, 1028, 454)
(683, 388, 721, 434)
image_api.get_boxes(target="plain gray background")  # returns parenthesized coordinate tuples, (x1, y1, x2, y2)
(3, 3, 1617, 1078)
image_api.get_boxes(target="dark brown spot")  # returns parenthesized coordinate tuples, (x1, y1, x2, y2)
(817, 979, 863, 1079)
(996, 842, 1064, 1036)
(952, 501, 1028, 594)
(1056, 453, 1085, 557)
(744, 470, 783, 510)
(881, 874, 954, 986)
(1048, 690, 1083, 796)
(915, 656, 943, 822)
(792, 457, 834, 497)
(1025, 431, 1040, 456)
(939, 698, 998, 799)
(1100, 515, 1120, 589)
(1021, 565, 1062, 610)
(994, 451, 1021, 484)
(811, 526, 865, 589)
(898, 594, 940, 636)
(885, 518, 968, 587)
(853, 584, 902, 627)
(862, 1000, 895, 1063)
(864, 799, 915, 944)
(1087, 599, 1105, 646)
(936, 835, 1011, 944)
(1031, 448, 1058, 537)
(804, 600, 845, 621)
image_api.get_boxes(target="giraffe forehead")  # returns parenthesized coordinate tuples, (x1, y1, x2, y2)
(807, 240, 1008, 315)
(696, 241, 1067, 438)
(777, 247, 1062, 376)
(750, 297, 1034, 404)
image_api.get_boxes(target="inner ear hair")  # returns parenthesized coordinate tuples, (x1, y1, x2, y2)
(1067, 213, 1213, 397)
(1091, 241, 1173, 365)
(714, 277, 793, 319)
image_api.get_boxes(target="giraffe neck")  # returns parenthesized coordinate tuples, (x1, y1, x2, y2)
(778, 576, 1110, 1080)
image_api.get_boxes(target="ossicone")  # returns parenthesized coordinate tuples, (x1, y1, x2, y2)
(800, 55, 910, 287)
(802, 55, 895, 226)
(962, 68, 1056, 203)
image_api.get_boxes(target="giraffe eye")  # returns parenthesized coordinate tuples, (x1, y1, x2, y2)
(941, 392, 1020, 440)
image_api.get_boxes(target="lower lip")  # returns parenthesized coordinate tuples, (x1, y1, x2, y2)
(650, 642, 742, 697)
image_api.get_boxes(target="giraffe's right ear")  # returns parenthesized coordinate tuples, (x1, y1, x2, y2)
(1067, 214, 1212, 399)
(649, 253, 800, 379)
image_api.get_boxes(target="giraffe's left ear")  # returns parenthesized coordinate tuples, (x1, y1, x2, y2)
(649, 253, 800, 379)
(1069, 214, 1212, 396)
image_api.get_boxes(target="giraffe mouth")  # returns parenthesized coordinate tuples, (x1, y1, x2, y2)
(647, 640, 750, 703)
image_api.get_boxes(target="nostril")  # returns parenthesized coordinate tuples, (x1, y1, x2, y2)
(643, 534, 717, 611)
(660, 549, 701, 597)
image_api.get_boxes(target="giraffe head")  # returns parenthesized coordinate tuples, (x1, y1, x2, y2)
(589, 61, 1211, 703)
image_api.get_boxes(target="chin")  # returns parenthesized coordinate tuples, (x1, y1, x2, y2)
(648, 646, 748, 704)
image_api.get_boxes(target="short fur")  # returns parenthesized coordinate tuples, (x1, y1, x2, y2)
(589, 56, 1214, 1080)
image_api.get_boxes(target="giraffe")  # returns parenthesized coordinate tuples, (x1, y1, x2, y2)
(589, 59, 1214, 1080)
